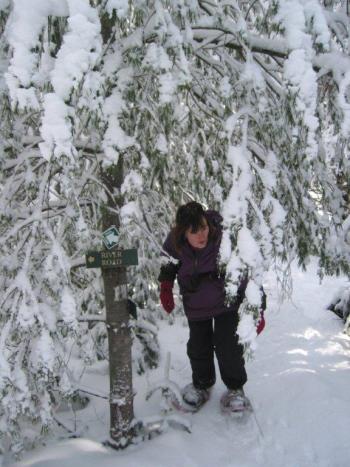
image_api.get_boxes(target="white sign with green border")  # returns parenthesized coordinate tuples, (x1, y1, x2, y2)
(102, 225, 119, 250)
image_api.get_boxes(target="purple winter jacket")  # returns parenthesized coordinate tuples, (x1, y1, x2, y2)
(159, 210, 248, 321)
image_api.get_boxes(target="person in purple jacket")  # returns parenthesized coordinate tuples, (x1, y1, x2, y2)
(158, 201, 265, 412)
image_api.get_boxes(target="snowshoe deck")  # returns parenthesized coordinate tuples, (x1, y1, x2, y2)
(220, 390, 253, 417)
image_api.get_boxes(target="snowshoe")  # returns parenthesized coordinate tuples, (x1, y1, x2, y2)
(220, 388, 252, 416)
(146, 353, 210, 414)
(180, 383, 211, 412)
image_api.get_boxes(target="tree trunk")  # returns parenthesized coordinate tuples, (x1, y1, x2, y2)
(101, 157, 134, 447)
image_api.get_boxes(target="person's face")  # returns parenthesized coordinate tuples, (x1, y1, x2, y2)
(185, 218, 209, 249)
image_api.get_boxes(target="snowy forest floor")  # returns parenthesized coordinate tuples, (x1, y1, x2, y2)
(7, 261, 350, 467)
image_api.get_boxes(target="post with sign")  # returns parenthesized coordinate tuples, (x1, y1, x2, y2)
(91, 161, 137, 448)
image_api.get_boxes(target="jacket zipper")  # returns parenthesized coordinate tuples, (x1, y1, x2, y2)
(193, 251, 198, 275)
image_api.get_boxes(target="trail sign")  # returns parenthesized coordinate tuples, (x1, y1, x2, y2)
(102, 225, 119, 249)
(86, 249, 138, 269)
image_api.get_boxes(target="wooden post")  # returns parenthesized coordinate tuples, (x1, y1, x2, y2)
(99, 159, 135, 448)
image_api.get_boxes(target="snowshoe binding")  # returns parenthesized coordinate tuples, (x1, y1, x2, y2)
(220, 388, 252, 416)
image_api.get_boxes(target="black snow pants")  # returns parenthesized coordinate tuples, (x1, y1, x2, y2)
(187, 309, 247, 390)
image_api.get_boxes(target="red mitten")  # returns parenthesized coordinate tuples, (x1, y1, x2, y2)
(256, 309, 265, 335)
(160, 281, 175, 313)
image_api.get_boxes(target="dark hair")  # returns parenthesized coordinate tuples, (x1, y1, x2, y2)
(171, 201, 217, 252)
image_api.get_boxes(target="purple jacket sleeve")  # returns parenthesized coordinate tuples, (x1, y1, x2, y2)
(205, 210, 223, 228)
(233, 276, 266, 311)
(235, 276, 248, 308)
(158, 232, 180, 283)
(162, 232, 179, 260)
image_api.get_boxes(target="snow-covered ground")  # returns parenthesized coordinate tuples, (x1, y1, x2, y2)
(6, 262, 350, 467)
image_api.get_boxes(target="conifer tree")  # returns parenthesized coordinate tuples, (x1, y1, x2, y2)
(0, 0, 349, 452)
